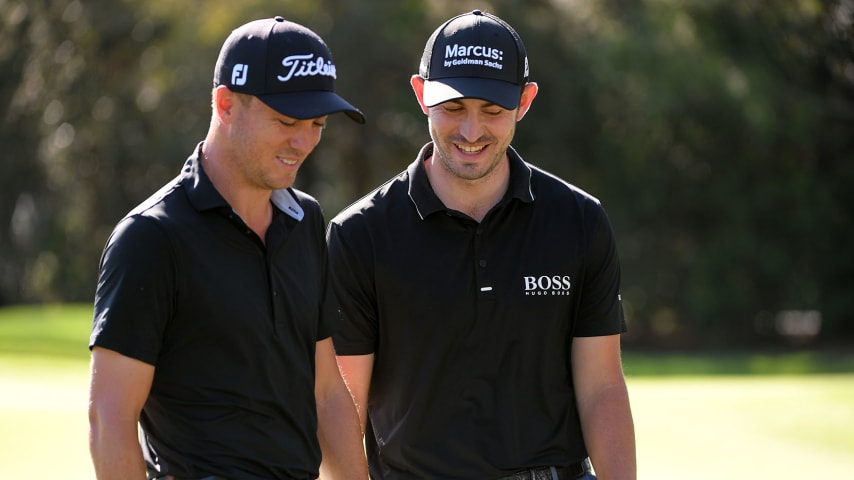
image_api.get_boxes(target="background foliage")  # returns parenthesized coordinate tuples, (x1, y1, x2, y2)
(2, 0, 852, 348)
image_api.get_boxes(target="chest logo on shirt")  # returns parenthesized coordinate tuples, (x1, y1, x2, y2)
(523, 275, 572, 296)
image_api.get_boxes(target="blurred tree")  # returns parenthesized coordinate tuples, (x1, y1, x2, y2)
(527, 0, 854, 346)
(2, 0, 161, 302)
(0, 0, 851, 347)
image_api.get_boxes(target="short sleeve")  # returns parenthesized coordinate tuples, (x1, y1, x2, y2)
(326, 218, 379, 355)
(90, 215, 177, 364)
(573, 202, 626, 337)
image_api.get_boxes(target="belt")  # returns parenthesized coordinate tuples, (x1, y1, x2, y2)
(157, 476, 229, 480)
(496, 460, 587, 480)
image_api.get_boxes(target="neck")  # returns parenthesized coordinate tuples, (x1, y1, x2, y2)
(201, 140, 273, 241)
(425, 154, 510, 223)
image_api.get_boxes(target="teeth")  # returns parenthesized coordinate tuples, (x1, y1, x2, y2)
(457, 144, 484, 153)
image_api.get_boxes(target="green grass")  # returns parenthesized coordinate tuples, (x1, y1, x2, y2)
(0, 304, 94, 479)
(623, 349, 854, 376)
(1, 304, 853, 479)
(0, 303, 93, 361)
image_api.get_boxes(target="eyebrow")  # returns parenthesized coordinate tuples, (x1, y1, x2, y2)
(448, 99, 500, 108)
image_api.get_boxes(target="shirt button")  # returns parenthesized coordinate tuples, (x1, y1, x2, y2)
(479, 259, 487, 268)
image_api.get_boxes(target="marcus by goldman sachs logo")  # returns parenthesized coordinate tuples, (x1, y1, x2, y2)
(523, 275, 572, 296)
(278, 54, 337, 82)
(444, 44, 504, 70)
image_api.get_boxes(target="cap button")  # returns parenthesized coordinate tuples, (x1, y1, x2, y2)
(274, 16, 284, 22)
(472, 9, 483, 15)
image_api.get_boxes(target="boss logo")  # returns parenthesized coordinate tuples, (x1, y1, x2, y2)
(523, 275, 571, 296)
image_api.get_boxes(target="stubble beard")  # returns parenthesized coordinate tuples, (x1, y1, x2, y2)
(431, 129, 514, 184)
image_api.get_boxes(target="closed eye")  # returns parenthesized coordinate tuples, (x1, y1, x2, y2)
(277, 119, 325, 129)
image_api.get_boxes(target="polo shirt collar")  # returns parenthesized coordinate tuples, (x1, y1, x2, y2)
(407, 142, 535, 219)
(181, 142, 304, 221)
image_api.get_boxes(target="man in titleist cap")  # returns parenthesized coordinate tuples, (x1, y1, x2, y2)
(89, 17, 367, 480)
(329, 10, 636, 479)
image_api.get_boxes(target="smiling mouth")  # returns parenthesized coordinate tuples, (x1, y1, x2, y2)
(456, 144, 485, 154)
(278, 156, 299, 166)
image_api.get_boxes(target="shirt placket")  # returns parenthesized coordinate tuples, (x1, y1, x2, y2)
(473, 222, 496, 303)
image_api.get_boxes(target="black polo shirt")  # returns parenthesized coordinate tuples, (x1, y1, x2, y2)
(328, 143, 625, 479)
(90, 143, 335, 480)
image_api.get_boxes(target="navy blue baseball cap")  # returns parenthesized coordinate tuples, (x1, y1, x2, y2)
(419, 10, 529, 110)
(214, 17, 365, 123)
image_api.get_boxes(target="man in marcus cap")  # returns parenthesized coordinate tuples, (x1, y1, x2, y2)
(89, 17, 367, 480)
(329, 10, 636, 479)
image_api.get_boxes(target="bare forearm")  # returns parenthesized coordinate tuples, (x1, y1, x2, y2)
(89, 420, 147, 479)
(335, 354, 373, 435)
(579, 383, 637, 480)
(88, 348, 153, 480)
(317, 386, 368, 479)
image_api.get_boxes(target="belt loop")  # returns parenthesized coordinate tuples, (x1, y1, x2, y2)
(549, 466, 559, 480)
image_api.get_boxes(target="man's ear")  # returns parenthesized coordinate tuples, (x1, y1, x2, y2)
(516, 82, 539, 121)
(213, 85, 238, 124)
(410, 75, 430, 114)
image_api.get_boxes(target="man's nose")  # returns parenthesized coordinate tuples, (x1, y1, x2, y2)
(458, 111, 485, 142)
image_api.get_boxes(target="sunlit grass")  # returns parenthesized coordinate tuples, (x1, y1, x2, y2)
(629, 374, 854, 479)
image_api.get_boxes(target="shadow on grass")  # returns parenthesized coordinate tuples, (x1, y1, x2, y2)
(623, 349, 854, 376)
(0, 303, 93, 362)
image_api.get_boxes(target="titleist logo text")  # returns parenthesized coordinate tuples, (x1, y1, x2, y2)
(278, 54, 337, 82)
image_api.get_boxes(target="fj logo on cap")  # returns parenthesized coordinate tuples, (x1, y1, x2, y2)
(232, 64, 248, 86)
(443, 44, 504, 70)
(278, 54, 337, 82)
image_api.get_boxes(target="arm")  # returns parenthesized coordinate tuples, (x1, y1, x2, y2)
(571, 334, 636, 480)
(334, 353, 374, 433)
(88, 347, 155, 480)
(315, 338, 369, 479)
